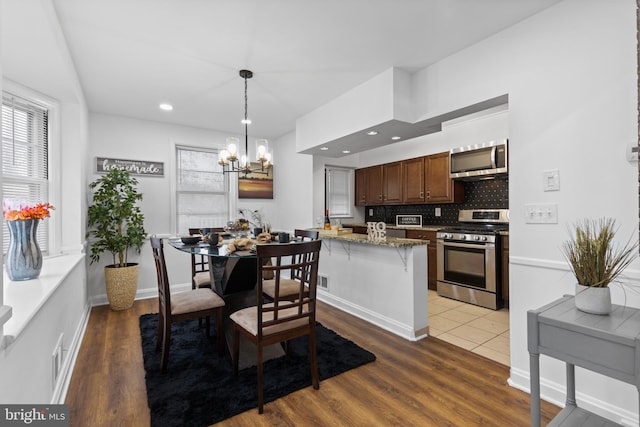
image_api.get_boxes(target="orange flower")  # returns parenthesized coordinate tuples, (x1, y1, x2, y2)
(3, 201, 54, 221)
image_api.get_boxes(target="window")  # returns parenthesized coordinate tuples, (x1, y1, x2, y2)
(175, 146, 228, 234)
(2, 93, 50, 254)
(325, 166, 353, 218)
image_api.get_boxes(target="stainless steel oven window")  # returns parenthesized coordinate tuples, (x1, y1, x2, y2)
(437, 241, 497, 292)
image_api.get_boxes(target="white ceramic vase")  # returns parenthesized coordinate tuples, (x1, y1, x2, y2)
(574, 283, 612, 315)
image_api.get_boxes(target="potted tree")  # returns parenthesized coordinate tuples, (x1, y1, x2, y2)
(87, 168, 146, 310)
(561, 218, 638, 315)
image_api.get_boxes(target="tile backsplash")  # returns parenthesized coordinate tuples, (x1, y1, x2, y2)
(364, 178, 509, 226)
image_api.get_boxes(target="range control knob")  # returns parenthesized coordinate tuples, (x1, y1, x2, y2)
(460, 235, 466, 240)
(482, 236, 488, 241)
(473, 236, 480, 241)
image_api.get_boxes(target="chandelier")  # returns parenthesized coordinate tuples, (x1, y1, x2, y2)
(218, 69, 272, 176)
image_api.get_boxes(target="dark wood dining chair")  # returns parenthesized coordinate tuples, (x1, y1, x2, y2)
(150, 237, 226, 372)
(188, 227, 224, 289)
(230, 239, 322, 414)
(294, 228, 319, 241)
(262, 229, 319, 301)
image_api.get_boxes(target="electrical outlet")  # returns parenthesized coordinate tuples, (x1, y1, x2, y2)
(435, 207, 441, 217)
(368, 208, 373, 216)
(524, 203, 558, 224)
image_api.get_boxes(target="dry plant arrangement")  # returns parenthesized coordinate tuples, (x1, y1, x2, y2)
(561, 218, 638, 288)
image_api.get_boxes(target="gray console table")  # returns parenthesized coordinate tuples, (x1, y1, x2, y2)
(528, 295, 640, 427)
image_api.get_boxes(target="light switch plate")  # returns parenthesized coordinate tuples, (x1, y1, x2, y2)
(543, 169, 560, 191)
(525, 203, 558, 224)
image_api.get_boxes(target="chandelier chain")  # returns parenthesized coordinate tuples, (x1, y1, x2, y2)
(244, 76, 249, 122)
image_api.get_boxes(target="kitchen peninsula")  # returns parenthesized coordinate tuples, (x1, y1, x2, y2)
(315, 231, 428, 341)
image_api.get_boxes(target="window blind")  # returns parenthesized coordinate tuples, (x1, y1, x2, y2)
(2, 93, 49, 254)
(326, 166, 353, 217)
(176, 146, 228, 234)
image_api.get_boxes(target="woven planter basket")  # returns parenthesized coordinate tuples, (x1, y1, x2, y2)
(105, 263, 139, 311)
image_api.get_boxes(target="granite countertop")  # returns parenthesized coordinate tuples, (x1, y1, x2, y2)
(319, 233, 428, 248)
(344, 223, 509, 236)
(344, 223, 446, 232)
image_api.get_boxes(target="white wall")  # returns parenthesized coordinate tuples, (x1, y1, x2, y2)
(87, 114, 227, 301)
(267, 130, 315, 230)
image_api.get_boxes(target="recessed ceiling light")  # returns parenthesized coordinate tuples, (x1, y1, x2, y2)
(391, 136, 401, 140)
(320, 147, 329, 151)
(342, 150, 351, 154)
(366, 131, 378, 136)
(159, 103, 173, 111)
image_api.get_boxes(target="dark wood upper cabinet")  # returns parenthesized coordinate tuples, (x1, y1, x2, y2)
(383, 162, 403, 204)
(355, 151, 463, 206)
(365, 165, 383, 205)
(355, 168, 367, 206)
(425, 151, 464, 204)
(403, 157, 425, 203)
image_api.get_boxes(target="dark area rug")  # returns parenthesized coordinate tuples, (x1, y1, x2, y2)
(139, 313, 376, 427)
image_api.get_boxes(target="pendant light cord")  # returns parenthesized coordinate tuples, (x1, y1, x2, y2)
(244, 75, 249, 156)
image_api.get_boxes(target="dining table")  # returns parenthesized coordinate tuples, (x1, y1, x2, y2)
(169, 236, 285, 369)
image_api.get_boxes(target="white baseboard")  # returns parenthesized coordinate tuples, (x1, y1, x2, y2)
(89, 282, 191, 307)
(317, 290, 427, 341)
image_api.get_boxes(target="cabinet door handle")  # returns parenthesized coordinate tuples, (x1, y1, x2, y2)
(420, 191, 424, 198)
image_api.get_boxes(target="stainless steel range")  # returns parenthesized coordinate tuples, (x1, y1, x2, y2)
(436, 209, 509, 310)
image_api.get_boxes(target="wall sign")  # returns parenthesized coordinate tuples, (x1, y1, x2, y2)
(96, 157, 164, 177)
(396, 215, 422, 227)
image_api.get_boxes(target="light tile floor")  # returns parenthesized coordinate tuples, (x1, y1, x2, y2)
(428, 290, 510, 366)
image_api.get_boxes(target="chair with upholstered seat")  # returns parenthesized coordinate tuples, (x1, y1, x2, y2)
(188, 227, 224, 289)
(150, 237, 226, 372)
(262, 229, 319, 301)
(230, 239, 322, 414)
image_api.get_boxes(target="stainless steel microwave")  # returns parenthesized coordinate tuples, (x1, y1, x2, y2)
(450, 139, 508, 180)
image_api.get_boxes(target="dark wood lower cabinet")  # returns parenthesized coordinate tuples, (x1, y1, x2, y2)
(406, 230, 437, 291)
(501, 235, 509, 308)
(351, 226, 367, 234)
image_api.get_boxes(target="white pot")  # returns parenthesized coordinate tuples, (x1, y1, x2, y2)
(574, 283, 612, 315)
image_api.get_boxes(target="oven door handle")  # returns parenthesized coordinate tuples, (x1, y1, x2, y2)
(437, 240, 494, 250)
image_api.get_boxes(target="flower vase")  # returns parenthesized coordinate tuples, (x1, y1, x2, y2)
(5, 219, 43, 281)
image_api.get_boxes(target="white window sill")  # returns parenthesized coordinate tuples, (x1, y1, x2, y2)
(2, 253, 85, 344)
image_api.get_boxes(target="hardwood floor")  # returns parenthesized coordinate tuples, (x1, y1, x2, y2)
(65, 298, 560, 426)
